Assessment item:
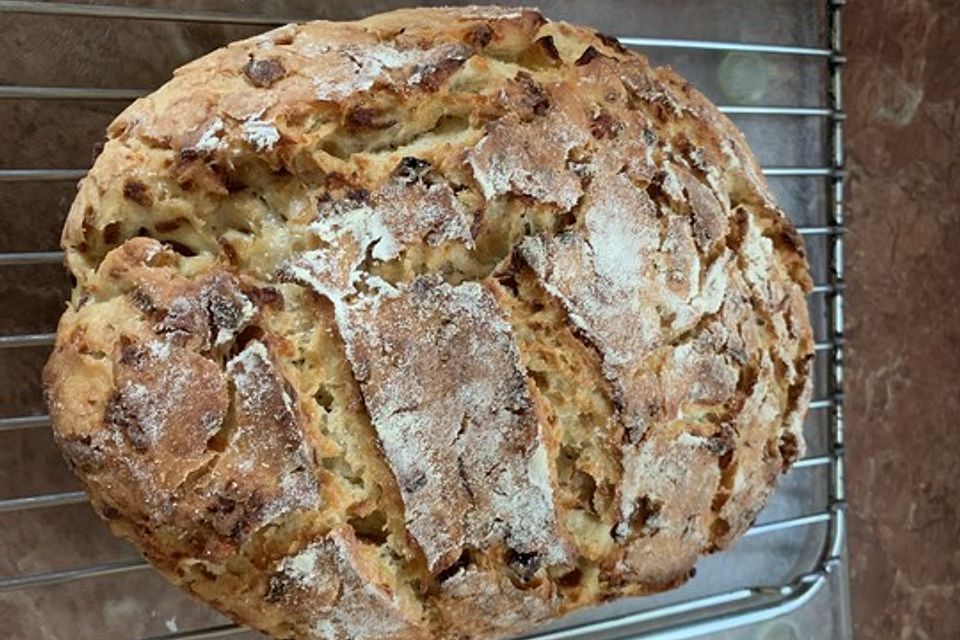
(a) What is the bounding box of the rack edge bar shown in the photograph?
[0,332,56,348]
[0,169,87,182]
[617,36,831,57]
[0,491,87,513]
[0,0,305,24]
[0,559,147,593]
[0,85,146,100]
[0,2,831,57]
[0,251,64,265]
[0,415,50,431]
[140,625,244,640]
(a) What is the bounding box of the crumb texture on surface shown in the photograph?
[44,6,813,639]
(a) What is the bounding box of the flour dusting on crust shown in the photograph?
[241,117,281,151]
[268,527,423,640]
[285,169,474,303]
[336,277,569,574]
[466,110,590,209]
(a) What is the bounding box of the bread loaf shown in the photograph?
[44,7,814,639]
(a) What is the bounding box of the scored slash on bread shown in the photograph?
[44,6,814,640]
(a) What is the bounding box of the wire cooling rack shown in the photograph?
[0,1,848,638]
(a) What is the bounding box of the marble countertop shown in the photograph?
[844,1,960,638]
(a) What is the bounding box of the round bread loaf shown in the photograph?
[44,6,814,640]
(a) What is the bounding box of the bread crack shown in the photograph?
[488,266,621,573]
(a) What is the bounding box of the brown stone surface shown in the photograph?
[845,1,960,638]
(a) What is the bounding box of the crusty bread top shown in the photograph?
[44,6,814,640]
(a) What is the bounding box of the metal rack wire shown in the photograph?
[0,1,847,638]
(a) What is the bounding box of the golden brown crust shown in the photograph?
[45,6,813,640]
[334,276,570,575]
